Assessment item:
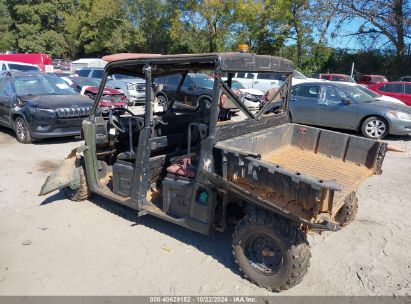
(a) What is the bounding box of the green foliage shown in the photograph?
[0,0,14,51]
[231,0,293,55]
[0,0,408,78]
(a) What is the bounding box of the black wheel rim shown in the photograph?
[15,119,26,142]
[245,234,284,275]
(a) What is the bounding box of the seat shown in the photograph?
[117,151,135,161]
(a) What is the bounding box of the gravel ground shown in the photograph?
[0,124,410,296]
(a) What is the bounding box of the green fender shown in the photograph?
[38,146,87,196]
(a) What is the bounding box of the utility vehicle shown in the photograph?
[40,52,387,291]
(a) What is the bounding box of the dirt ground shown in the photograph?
[0,125,410,296]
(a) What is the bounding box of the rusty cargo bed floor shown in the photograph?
[261,145,373,200]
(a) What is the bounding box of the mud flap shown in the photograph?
[38,149,81,196]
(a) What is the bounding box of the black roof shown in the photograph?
[106,52,294,78]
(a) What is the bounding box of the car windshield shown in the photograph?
[373,76,387,82]
[193,74,214,89]
[9,64,39,72]
[231,80,246,90]
[15,74,77,96]
[113,74,134,80]
[340,85,375,103]
[71,77,101,87]
[356,85,380,98]
[293,70,307,79]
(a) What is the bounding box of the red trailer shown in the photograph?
[0,53,52,72]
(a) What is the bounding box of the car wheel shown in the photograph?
[361,116,388,139]
[233,210,310,292]
[14,117,33,144]
[157,94,168,111]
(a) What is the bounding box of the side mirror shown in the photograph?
[188,84,195,90]
[342,97,351,104]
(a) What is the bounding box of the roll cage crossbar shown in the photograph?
[91,53,294,122]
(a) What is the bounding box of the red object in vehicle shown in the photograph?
[0,53,52,72]
[357,75,388,85]
[368,82,411,106]
[82,86,128,109]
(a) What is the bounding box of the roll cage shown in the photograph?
[91,52,294,130]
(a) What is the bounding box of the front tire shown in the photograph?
[157,94,168,111]
[14,117,33,144]
[63,160,91,201]
[233,210,310,292]
[361,116,388,139]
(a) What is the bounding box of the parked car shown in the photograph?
[289,82,411,139]
[399,76,411,82]
[339,82,404,104]
[357,74,388,85]
[0,53,53,72]
[78,67,145,106]
[61,76,128,111]
[312,73,356,83]
[155,73,215,110]
[233,72,282,92]
[0,60,40,72]
[367,82,411,106]
[229,80,264,109]
[0,71,93,143]
[155,73,239,119]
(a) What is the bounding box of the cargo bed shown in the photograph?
[213,123,387,226]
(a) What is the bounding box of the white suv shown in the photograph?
[234,70,323,93]
[233,72,281,92]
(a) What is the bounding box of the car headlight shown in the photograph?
[388,111,411,120]
[126,83,135,90]
[243,93,254,99]
[28,107,56,118]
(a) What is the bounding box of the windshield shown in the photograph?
[15,74,77,96]
[193,74,214,89]
[373,76,388,82]
[71,77,101,87]
[356,85,380,98]
[293,70,307,79]
[231,80,246,90]
[341,85,375,103]
[112,73,138,80]
[9,64,39,72]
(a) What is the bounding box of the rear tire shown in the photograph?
[334,192,358,227]
[232,210,310,292]
[63,160,91,202]
[14,117,33,144]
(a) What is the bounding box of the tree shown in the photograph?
[0,0,14,51]
[327,0,411,75]
[168,0,234,53]
[232,0,293,55]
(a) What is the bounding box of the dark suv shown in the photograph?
[155,73,215,110]
[0,71,93,143]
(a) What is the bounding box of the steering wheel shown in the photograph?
[109,108,142,133]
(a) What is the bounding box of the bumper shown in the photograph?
[388,117,411,136]
[29,116,85,139]
[128,89,145,105]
